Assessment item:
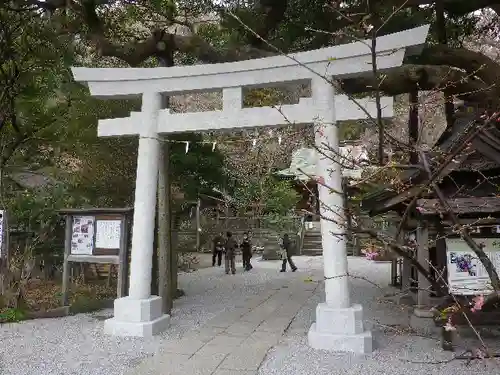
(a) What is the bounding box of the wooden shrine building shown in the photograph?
[362,109,500,309]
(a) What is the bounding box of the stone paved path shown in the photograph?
[124,257,500,375]
[127,263,319,375]
[5,256,499,375]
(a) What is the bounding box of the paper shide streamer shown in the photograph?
[159,134,287,150]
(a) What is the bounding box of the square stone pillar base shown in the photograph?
[413,306,435,318]
[104,296,170,337]
[308,303,372,354]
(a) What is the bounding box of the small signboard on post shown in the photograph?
[59,208,133,305]
[446,237,500,295]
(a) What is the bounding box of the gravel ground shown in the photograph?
[1,256,499,375]
[0,257,284,375]
[260,257,500,375]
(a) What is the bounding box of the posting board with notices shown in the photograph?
[59,208,132,303]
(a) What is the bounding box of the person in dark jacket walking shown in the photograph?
[212,232,224,267]
[280,233,297,272]
[240,232,253,271]
[224,231,237,275]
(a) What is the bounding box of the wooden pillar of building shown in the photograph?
[415,223,433,317]
[401,257,412,292]
[400,84,419,303]
[401,230,412,293]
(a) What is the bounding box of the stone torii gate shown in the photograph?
[72,25,429,353]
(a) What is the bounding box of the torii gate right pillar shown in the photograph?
[308,77,372,353]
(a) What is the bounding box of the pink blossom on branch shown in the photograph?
[471,295,485,313]
[315,176,325,185]
[361,248,380,260]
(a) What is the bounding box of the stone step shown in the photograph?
[303,246,321,251]
[303,238,322,242]
[301,249,323,256]
[303,238,321,243]
[302,249,321,253]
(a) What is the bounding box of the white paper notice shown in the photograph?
[71,216,95,255]
[95,220,121,249]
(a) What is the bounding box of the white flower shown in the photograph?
[444,322,456,331]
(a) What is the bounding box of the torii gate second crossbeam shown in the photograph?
[71,24,430,354]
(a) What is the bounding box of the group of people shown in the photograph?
[212,231,297,274]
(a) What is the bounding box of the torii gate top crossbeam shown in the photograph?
[72,25,429,98]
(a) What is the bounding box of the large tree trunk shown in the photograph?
[171,213,180,297]
[151,217,159,296]
[157,52,175,313]
[158,140,172,313]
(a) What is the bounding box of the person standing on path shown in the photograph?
[280,233,297,272]
[212,232,224,267]
[224,231,237,275]
[240,232,253,271]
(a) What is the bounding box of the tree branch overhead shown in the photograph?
[29,0,500,103]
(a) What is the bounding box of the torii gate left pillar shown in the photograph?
[71,24,429,352]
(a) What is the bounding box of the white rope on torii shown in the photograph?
[71,24,430,353]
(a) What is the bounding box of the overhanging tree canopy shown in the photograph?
[13,0,500,107]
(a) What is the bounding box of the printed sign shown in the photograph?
[71,216,95,255]
[95,220,121,249]
[446,238,500,295]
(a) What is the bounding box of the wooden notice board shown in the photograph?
[59,208,133,305]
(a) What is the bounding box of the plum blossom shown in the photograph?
[444,317,456,331]
[361,248,379,261]
[471,295,485,312]
[315,176,325,185]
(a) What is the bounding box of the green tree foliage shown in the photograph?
[169,132,226,200]
[264,179,300,215]
[18,0,497,106]
[0,6,73,176]
[234,176,299,215]
[339,121,363,141]
[7,183,89,261]
[0,2,227,243]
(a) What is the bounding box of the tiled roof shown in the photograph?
[417,197,500,215]
[363,113,500,214]
[458,153,500,171]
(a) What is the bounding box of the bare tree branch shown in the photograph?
[420,150,500,290]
